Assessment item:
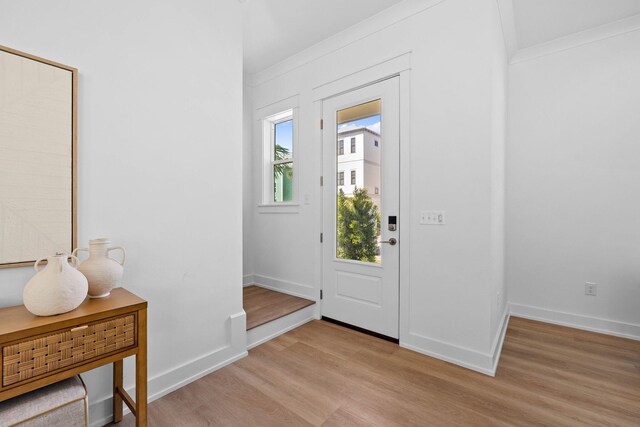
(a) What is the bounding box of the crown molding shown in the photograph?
[247,0,445,87]
[511,12,640,65]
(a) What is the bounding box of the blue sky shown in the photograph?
[274,119,293,157]
[338,114,381,134]
[275,114,381,156]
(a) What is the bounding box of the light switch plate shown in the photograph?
[420,211,445,225]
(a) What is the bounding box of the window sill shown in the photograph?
[257,203,300,214]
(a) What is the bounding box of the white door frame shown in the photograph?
[311,53,412,344]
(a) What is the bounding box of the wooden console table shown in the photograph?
[0,288,147,426]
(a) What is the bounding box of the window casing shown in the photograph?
[350,137,356,153]
[338,139,344,155]
[261,108,296,204]
[338,171,344,186]
[351,170,356,185]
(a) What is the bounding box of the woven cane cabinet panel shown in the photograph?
[2,314,136,387]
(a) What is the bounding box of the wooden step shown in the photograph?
[243,285,315,330]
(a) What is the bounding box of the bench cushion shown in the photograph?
[0,376,87,427]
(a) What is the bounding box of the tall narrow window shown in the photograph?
[350,137,356,153]
[338,171,344,186]
[351,170,356,185]
[262,109,294,203]
[338,139,344,155]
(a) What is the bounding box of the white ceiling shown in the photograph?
[242,0,403,74]
[512,0,640,49]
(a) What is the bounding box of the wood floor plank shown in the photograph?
[243,285,315,330]
[112,317,640,426]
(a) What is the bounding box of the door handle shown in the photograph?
[381,238,397,246]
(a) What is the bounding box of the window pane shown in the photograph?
[274,119,293,161]
[336,100,381,263]
[274,162,293,202]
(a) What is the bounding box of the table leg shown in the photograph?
[113,360,123,423]
[136,308,147,427]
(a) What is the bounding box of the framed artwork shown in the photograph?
[0,45,77,268]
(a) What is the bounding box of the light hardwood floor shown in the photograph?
[113,317,640,426]
[243,285,315,330]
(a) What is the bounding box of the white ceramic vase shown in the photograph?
[23,253,88,316]
[73,238,126,298]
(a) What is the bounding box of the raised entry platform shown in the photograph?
[244,285,315,330]
[243,285,316,350]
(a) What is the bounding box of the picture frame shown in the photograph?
[0,45,77,268]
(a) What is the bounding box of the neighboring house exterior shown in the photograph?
[337,126,381,207]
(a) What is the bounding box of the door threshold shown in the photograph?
[321,316,399,344]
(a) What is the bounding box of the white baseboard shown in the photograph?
[250,274,316,300]
[401,309,510,377]
[400,336,495,377]
[509,303,640,341]
[88,311,247,427]
[243,274,255,286]
[247,304,316,350]
[490,308,510,374]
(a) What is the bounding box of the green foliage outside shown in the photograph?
[337,187,381,262]
[274,145,293,202]
[274,144,289,167]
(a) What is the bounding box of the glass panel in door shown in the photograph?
[335,99,382,263]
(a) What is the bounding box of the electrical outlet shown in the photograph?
[585,282,597,296]
[420,211,445,225]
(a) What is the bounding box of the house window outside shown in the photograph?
[350,137,356,153]
[338,140,344,155]
[375,187,379,195]
[374,140,379,147]
[338,171,344,186]
[351,170,356,185]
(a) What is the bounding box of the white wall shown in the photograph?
[245,0,507,374]
[490,0,509,354]
[507,29,640,338]
[243,82,255,283]
[0,1,245,424]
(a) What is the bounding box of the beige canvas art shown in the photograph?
[0,47,76,266]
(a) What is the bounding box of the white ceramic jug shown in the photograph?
[73,238,126,298]
[23,253,88,316]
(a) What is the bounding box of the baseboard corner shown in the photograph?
[250,274,315,300]
[509,303,640,341]
[490,308,511,375]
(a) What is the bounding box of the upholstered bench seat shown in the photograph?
[0,376,87,427]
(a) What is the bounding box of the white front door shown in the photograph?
[322,77,400,338]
